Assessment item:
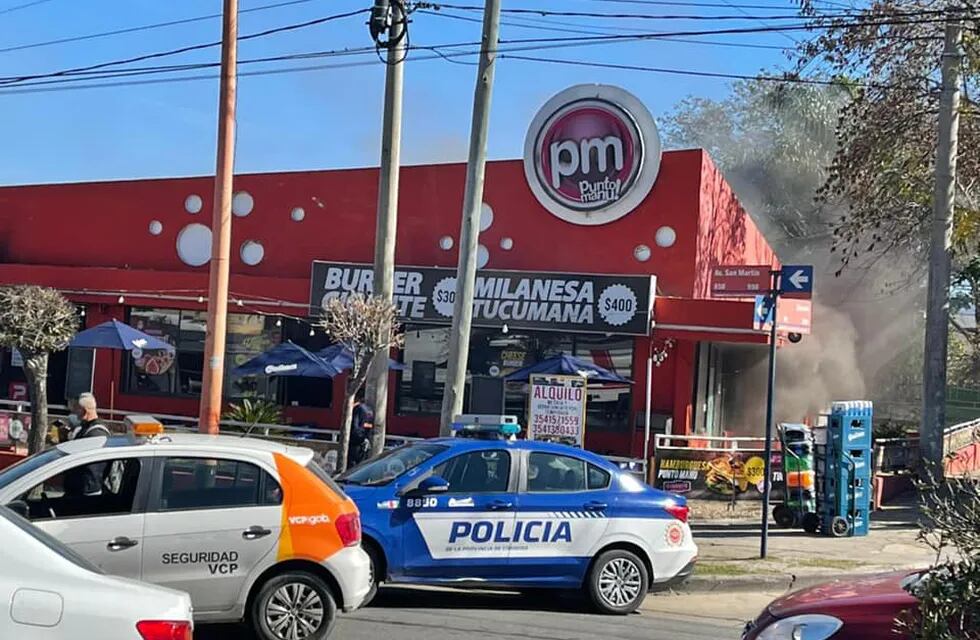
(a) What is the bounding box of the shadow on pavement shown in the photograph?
[369,585,595,614]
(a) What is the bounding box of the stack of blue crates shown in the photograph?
[816,401,873,537]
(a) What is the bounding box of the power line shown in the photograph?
[0,8,369,86]
[0,0,328,55]
[589,0,855,10]
[420,8,790,49]
[0,0,54,15]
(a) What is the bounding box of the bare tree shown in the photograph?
[318,293,403,471]
[0,286,78,454]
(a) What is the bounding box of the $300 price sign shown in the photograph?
[528,375,587,446]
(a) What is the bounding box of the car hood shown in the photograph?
[339,483,385,502]
[768,570,921,618]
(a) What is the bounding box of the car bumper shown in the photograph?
[651,556,697,591]
[323,545,372,612]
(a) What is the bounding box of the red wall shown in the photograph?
[0,150,777,456]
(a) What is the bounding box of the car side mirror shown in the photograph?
[6,500,29,519]
[415,475,450,495]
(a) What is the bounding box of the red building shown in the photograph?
[0,85,776,457]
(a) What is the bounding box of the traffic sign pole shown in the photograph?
[760,271,779,560]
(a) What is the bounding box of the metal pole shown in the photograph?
[644,346,653,478]
[199,0,238,434]
[761,277,779,559]
[366,0,406,455]
[438,0,503,434]
[921,18,961,475]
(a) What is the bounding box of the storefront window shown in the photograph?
[396,325,633,432]
[125,308,281,402]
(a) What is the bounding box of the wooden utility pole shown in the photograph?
[921,18,962,472]
[439,0,503,434]
[366,0,406,455]
[199,0,239,434]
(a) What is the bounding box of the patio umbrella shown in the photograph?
[69,319,177,416]
[316,344,406,373]
[504,354,631,384]
[232,341,341,378]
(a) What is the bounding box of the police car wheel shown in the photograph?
[252,571,337,640]
[362,544,382,607]
[588,550,649,615]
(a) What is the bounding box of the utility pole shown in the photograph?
[921,18,962,474]
[760,274,779,559]
[199,0,239,434]
[366,0,407,455]
[439,0,503,434]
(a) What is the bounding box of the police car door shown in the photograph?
[400,447,517,581]
[514,451,614,586]
[141,455,282,615]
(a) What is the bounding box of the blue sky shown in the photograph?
[0,0,807,184]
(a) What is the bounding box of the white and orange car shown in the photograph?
[0,429,370,640]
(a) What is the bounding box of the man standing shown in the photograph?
[349,391,375,467]
[67,393,111,440]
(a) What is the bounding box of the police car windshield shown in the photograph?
[0,448,64,489]
[340,443,448,486]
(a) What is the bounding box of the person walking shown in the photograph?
[66,393,111,440]
[348,391,375,467]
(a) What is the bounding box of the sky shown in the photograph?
[0,0,812,184]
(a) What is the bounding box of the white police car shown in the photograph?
[338,426,697,614]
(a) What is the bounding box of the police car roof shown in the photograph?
[56,433,315,465]
[424,437,619,467]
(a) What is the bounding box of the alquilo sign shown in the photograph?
[310,261,655,336]
[523,84,662,226]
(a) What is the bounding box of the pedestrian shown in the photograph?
[348,390,375,467]
[66,393,111,440]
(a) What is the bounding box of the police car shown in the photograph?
[0,424,371,640]
[338,420,697,615]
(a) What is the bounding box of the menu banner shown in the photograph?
[309,261,655,336]
[528,375,587,447]
[653,448,785,501]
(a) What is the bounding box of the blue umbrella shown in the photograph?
[69,319,177,417]
[233,342,341,378]
[504,354,631,384]
[316,344,406,373]
[70,319,175,353]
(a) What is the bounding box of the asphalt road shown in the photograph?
[198,587,740,640]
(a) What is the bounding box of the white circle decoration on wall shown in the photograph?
[291,207,305,222]
[480,203,494,231]
[655,225,677,248]
[176,223,212,267]
[148,220,163,236]
[184,194,203,214]
[523,84,662,226]
[500,237,514,250]
[232,191,254,217]
[477,244,489,269]
[439,236,454,250]
[240,241,265,266]
[634,244,651,262]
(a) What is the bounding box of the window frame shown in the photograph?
[430,448,517,495]
[520,451,611,494]
[147,455,282,513]
[16,455,152,522]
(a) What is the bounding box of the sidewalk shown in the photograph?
[659,494,937,596]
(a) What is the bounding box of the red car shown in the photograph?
[742,570,921,639]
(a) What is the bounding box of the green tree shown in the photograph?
[0,286,78,454]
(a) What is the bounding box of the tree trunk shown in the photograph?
[22,351,49,455]
[338,382,357,473]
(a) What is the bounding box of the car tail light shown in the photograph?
[336,512,361,547]
[136,620,192,640]
[664,502,689,523]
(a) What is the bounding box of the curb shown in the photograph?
[654,571,879,595]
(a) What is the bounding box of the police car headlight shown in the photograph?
[755,615,842,640]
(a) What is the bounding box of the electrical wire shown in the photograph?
[0,0,54,15]
[0,8,370,86]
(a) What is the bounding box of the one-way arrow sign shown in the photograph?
[780,265,813,298]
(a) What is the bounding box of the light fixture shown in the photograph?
[309,328,315,336]
[117,295,125,304]
[236,299,244,307]
[275,318,282,327]
[501,323,509,334]
[197,296,204,303]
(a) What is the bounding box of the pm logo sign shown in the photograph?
[523,84,662,226]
